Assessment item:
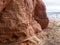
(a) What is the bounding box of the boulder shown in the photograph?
[0,0,45,45]
[34,0,49,29]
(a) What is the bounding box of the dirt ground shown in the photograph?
[43,18,60,45]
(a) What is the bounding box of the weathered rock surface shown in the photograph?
[34,0,49,29]
[0,0,11,12]
[0,0,47,45]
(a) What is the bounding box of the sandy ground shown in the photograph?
[43,18,60,45]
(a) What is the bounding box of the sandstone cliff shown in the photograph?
[0,0,48,45]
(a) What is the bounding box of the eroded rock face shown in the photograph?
[0,0,11,12]
[34,0,49,29]
[0,0,47,45]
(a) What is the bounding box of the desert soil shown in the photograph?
[43,17,60,45]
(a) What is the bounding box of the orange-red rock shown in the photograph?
[0,0,45,45]
[34,0,49,29]
[0,0,11,12]
[0,0,48,45]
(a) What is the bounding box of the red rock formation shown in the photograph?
[0,0,46,45]
[34,0,49,29]
[0,0,11,12]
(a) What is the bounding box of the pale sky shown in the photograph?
[43,0,60,12]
